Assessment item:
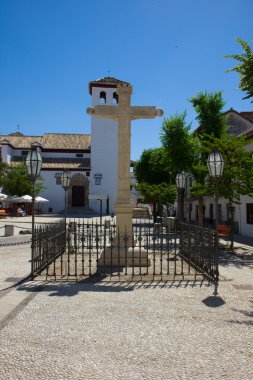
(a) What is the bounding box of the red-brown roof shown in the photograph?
[240,112,253,123]
[89,76,130,94]
[0,133,91,150]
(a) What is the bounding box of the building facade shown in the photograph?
[185,109,253,237]
[0,77,137,215]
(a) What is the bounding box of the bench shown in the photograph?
[217,225,231,237]
[217,225,231,247]
[0,209,11,218]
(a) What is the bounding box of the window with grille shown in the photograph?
[246,203,253,224]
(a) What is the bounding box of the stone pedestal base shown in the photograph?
[98,246,150,267]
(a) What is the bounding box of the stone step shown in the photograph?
[132,207,152,219]
[62,207,96,215]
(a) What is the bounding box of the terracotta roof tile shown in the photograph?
[90,76,130,85]
[0,135,42,148]
[41,133,91,150]
[89,76,130,94]
[0,133,91,150]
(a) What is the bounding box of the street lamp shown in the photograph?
[207,151,224,297]
[26,142,42,278]
[207,151,224,229]
[175,172,186,222]
[61,170,71,226]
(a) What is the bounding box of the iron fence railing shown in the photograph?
[31,220,219,284]
[32,220,66,276]
[178,222,219,283]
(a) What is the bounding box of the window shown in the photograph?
[94,173,102,185]
[76,153,83,158]
[86,172,90,177]
[112,92,118,104]
[55,173,62,185]
[95,177,101,185]
[99,91,106,104]
[246,203,253,224]
[22,150,29,156]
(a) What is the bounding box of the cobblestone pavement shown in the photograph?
[0,245,30,292]
[0,257,252,380]
[0,217,252,379]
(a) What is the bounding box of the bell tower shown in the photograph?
[88,77,130,214]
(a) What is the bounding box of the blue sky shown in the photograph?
[0,0,252,160]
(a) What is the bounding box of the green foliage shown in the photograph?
[136,182,177,205]
[189,163,209,198]
[188,91,228,203]
[134,147,171,185]
[3,164,45,196]
[204,135,253,202]
[0,162,8,187]
[225,38,253,102]
[160,112,198,174]
[190,91,227,138]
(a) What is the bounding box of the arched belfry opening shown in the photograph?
[68,173,89,208]
[112,92,118,104]
[99,91,106,104]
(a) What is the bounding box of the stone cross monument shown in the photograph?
[87,82,163,265]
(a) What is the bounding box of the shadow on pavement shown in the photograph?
[202,295,226,308]
[16,278,213,297]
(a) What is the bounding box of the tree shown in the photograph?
[0,162,8,189]
[225,38,253,102]
[136,182,177,220]
[3,164,45,196]
[160,112,198,174]
[161,112,198,223]
[204,134,253,248]
[189,92,228,226]
[190,91,227,138]
[134,147,171,184]
[134,148,175,221]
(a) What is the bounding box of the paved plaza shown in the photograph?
[0,216,252,379]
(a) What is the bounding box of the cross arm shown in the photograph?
[130,106,164,120]
[87,105,121,120]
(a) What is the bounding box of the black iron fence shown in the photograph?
[32,221,66,277]
[178,223,219,283]
[32,220,219,284]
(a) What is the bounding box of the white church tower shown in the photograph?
[88,77,130,214]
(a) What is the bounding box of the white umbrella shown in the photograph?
[35,196,49,203]
[0,192,8,200]
[19,195,33,203]
[4,195,22,203]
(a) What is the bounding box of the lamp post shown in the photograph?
[61,170,71,226]
[26,142,42,279]
[175,172,186,223]
[207,151,224,229]
[207,151,224,297]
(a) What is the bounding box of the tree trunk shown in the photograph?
[178,188,185,222]
[228,201,234,251]
[157,203,163,218]
[198,196,204,227]
[153,202,157,223]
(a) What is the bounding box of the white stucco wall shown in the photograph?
[1,145,13,164]
[89,87,118,214]
[238,195,253,237]
[39,170,91,213]
[39,171,66,213]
